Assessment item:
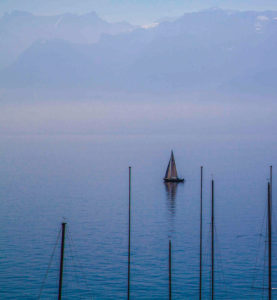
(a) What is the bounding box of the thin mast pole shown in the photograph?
[169,240,172,300]
[270,165,272,210]
[211,180,214,300]
[269,165,272,300]
[268,182,272,300]
[128,166,131,300]
[58,222,66,300]
[199,166,203,300]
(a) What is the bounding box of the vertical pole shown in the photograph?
[169,240,172,300]
[270,165,272,212]
[58,222,66,300]
[269,166,273,300]
[268,182,272,300]
[128,167,131,300]
[211,180,214,300]
[199,166,203,300]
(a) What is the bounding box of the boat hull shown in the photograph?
[164,178,184,183]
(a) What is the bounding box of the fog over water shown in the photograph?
[1,94,276,136]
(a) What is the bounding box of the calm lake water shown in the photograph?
[0,133,277,299]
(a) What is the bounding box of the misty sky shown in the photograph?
[1,0,277,24]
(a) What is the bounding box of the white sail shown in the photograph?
[165,151,178,179]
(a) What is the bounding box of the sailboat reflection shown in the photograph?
[164,182,179,238]
[164,182,178,216]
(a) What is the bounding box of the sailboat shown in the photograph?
[163,151,184,182]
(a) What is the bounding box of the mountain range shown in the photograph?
[1,9,277,96]
[0,10,134,70]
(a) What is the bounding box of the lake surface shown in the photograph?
[0,133,277,299]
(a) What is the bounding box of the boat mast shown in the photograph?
[128,166,131,300]
[58,222,66,300]
[268,182,272,299]
[169,240,172,300]
[199,166,203,300]
[270,166,272,206]
[211,180,214,300]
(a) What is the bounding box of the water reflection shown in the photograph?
[164,182,182,238]
[164,182,178,216]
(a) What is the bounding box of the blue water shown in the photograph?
[0,133,277,299]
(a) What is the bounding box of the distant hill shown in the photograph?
[0,10,134,70]
[1,9,277,95]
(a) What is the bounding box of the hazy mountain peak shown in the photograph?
[83,11,98,17]
[0,10,135,69]
[257,15,269,21]
[141,22,159,29]
[3,10,34,19]
[204,6,223,11]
